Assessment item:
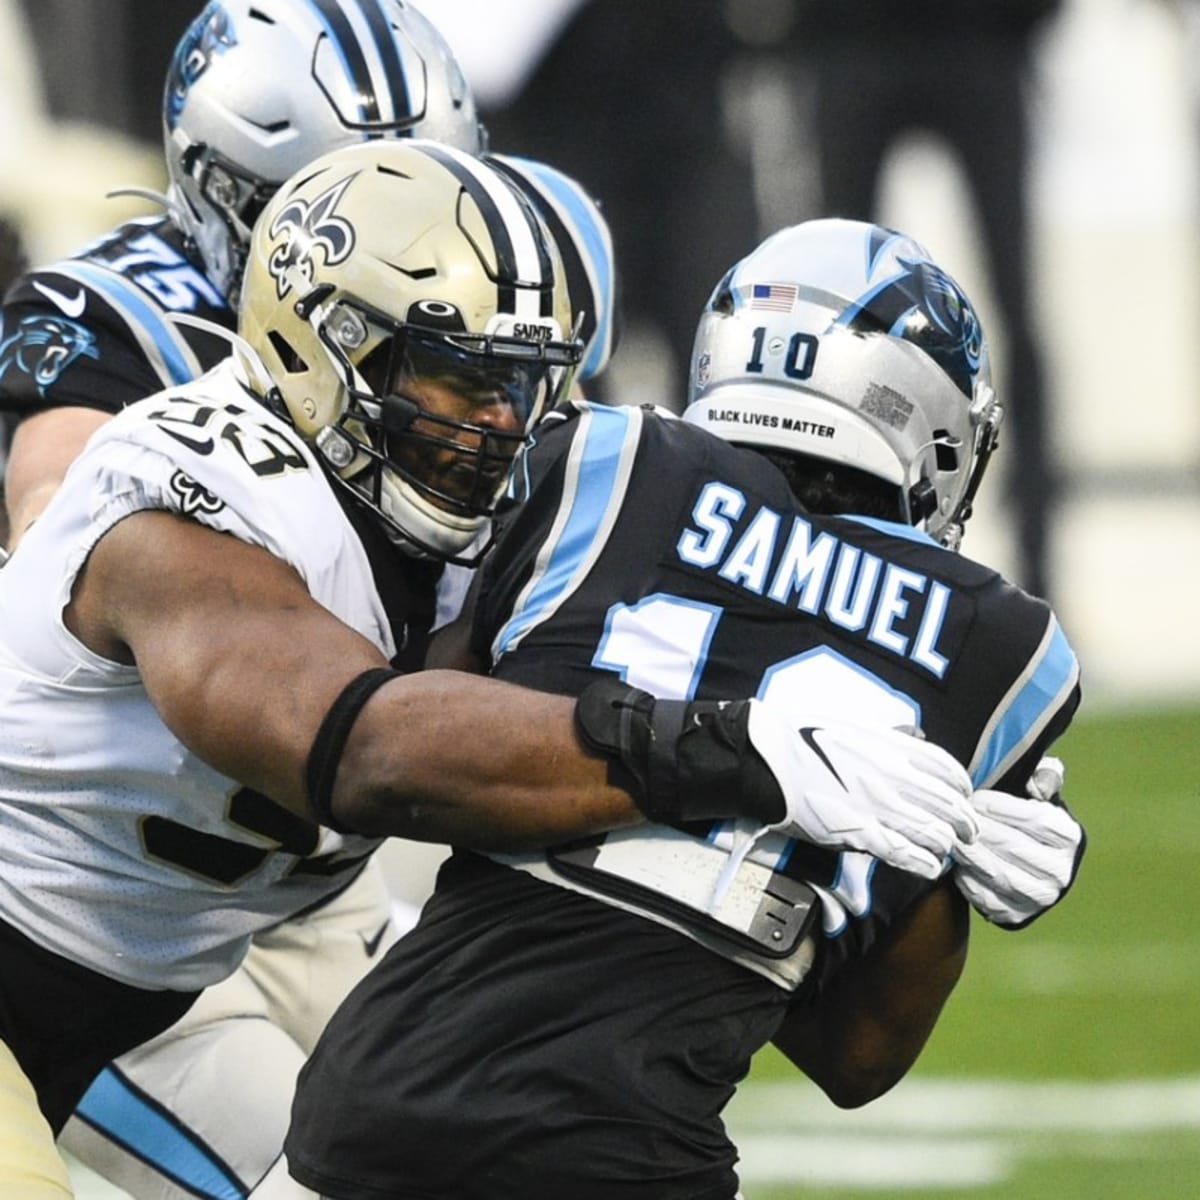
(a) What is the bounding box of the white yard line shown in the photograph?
[728,1076,1200,1191]
[729,1076,1200,1133]
[734,1134,1007,1190]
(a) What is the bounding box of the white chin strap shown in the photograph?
[378,472,488,559]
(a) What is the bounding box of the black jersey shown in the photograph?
[287,402,1080,1200]
[0,215,232,418]
[484,403,1076,786]
[475,402,1079,971]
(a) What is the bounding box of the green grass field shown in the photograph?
[728,704,1200,1198]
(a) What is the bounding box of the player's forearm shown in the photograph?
[82,512,640,845]
[772,880,968,1108]
[332,669,643,847]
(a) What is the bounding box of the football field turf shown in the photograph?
[728,703,1200,1198]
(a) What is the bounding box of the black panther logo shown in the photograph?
[267,174,358,301]
[838,229,984,398]
[164,2,236,132]
[0,315,100,396]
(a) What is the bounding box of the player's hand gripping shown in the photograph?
[574,678,977,879]
[744,703,977,879]
[951,756,1086,928]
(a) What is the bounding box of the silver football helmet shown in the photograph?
[239,140,581,563]
[163,0,484,303]
[684,218,1002,548]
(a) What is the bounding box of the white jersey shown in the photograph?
[0,359,392,991]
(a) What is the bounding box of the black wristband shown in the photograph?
[573,677,784,824]
[306,667,401,831]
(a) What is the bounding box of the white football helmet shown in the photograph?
[486,154,617,384]
[239,139,581,562]
[685,219,1002,548]
[163,0,484,302]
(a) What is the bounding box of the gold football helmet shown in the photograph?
[239,139,581,561]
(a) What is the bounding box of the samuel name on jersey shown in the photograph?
[475,401,1081,986]
[676,480,957,679]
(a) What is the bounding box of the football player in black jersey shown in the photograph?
[285,218,1085,1200]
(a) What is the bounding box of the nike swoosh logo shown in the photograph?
[360,919,391,958]
[159,426,215,455]
[798,726,846,790]
[33,280,87,319]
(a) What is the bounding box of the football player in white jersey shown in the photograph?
[0,142,980,1199]
[0,3,481,1195]
[59,152,620,1200]
[0,5,610,1197]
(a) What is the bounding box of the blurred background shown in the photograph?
[1,2,1195,1197]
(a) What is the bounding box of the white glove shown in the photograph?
[952,757,1085,928]
[746,705,978,880]
[1027,755,1065,802]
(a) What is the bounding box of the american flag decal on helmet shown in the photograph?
[746,283,798,312]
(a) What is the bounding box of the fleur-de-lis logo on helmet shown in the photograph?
[267,173,358,301]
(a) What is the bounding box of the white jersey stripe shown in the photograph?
[416,141,550,319]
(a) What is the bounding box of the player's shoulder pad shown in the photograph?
[91,365,348,560]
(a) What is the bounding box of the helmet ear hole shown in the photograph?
[932,430,958,473]
[268,330,308,374]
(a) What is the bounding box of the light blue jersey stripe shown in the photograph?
[971,616,1078,787]
[75,1067,246,1199]
[62,263,196,386]
[842,513,940,547]
[493,404,637,658]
